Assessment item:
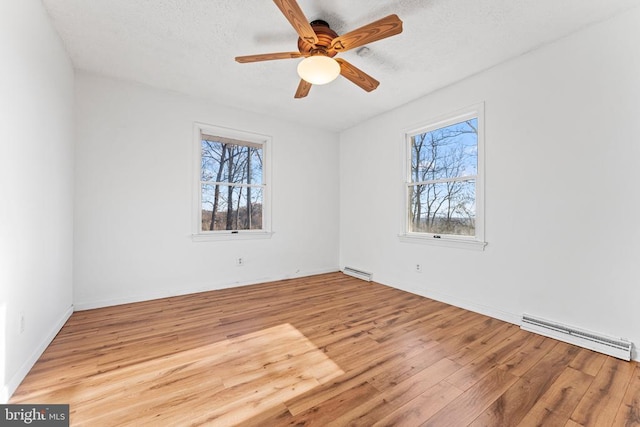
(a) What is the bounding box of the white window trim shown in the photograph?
[191,122,273,242]
[399,103,486,251]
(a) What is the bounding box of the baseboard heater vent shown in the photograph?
[521,314,632,361]
[342,267,372,282]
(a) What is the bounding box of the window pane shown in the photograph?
[201,140,225,182]
[408,180,475,236]
[411,118,477,182]
[201,184,262,231]
[201,138,263,185]
[249,146,263,185]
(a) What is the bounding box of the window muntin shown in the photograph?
[194,124,271,239]
[403,105,485,247]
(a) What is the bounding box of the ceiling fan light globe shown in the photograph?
[297,56,340,85]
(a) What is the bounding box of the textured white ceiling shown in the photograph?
[42,0,640,131]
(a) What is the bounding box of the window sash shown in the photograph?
[200,133,263,149]
[201,181,265,189]
[410,175,477,186]
[406,179,477,237]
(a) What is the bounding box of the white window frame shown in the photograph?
[192,122,272,242]
[399,103,486,250]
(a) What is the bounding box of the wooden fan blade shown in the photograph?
[330,14,402,52]
[235,52,303,63]
[273,0,318,45]
[294,79,312,98]
[336,58,380,92]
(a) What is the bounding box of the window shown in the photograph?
[193,123,271,240]
[401,104,486,250]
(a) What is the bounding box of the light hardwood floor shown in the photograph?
[11,272,640,426]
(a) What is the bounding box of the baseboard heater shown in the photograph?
[342,267,372,282]
[521,314,632,361]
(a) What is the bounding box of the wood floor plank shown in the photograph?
[447,322,521,366]
[369,305,468,344]
[516,366,593,427]
[570,356,636,426]
[9,272,637,426]
[437,316,504,353]
[611,363,640,426]
[366,343,450,392]
[446,329,530,391]
[373,381,463,427]
[421,367,520,426]
[570,348,608,377]
[328,357,461,426]
[286,381,380,426]
[284,335,433,416]
[498,332,559,377]
[468,343,580,426]
[240,403,293,427]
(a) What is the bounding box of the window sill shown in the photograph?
[398,233,487,251]
[192,231,274,242]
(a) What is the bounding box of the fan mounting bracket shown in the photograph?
[309,19,330,27]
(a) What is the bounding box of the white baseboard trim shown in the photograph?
[378,277,521,327]
[74,267,339,311]
[2,305,74,403]
[414,287,521,326]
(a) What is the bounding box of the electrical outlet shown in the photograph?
[415,264,422,273]
[236,257,244,266]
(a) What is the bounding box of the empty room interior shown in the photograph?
[2,0,640,425]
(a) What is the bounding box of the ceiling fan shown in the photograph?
[235,0,403,98]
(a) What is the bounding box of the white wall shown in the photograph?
[340,7,640,358]
[0,1,75,401]
[74,73,340,309]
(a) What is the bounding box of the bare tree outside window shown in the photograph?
[408,118,478,236]
[200,136,264,231]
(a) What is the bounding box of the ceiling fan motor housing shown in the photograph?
[298,20,338,57]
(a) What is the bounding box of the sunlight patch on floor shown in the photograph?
[68,323,344,426]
